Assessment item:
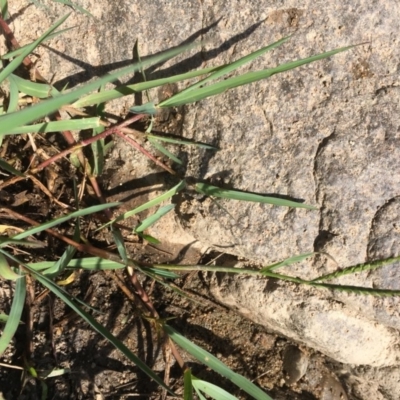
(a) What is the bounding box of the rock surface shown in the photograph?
[3,0,400,399]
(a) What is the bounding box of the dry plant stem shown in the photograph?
[117,131,175,174]
[30,114,145,173]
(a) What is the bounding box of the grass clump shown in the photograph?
[0,6,397,400]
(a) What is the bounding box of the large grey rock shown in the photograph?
[5,1,400,398]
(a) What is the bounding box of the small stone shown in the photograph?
[282,345,309,385]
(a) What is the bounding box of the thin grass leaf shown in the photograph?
[27,266,175,395]
[170,36,290,99]
[5,117,101,135]
[135,204,175,233]
[0,0,8,18]
[111,226,128,263]
[147,134,217,149]
[192,378,239,400]
[138,266,179,279]
[100,180,186,229]
[42,243,77,278]
[42,367,71,378]
[130,102,157,115]
[6,74,19,113]
[138,233,161,244]
[0,14,70,85]
[72,66,221,108]
[0,42,200,136]
[159,44,356,108]
[148,137,182,164]
[1,28,74,60]
[196,183,316,209]
[184,369,193,400]
[28,257,126,271]
[310,282,400,297]
[0,274,26,355]
[53,0,94,17]
[0,237,44,248]
[261,252,316,272]
[311,255,400,282]
[10,74,60,98]
[12,202,121,240]
[0,157,24,177]
[0,252,20,280]
[164,325,273,400]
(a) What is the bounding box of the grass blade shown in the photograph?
[0,157,24,177]
[195,183,316,209]
[0,13,70,85]
[164,325,273,400]
[7,74,19,113]
[72,66,221,108]
[100,180,186,229]
[0,252,21,280]
[135,204,175,233]
[166,36,290,100]
[10,74,60,98]
[0,42,200,136]
[0,274,26,355]
[312,255,400,282]
[159,44,356,108]
[1,28,74,61]
[184,369,193,400]
[27,257,126,271]
[5,117,101,135]
[147,134,217,149]
[28,266,175,395]
[148,137,182,164]
[261,252,316,272]
[12,202,121,240]
[192,378,239,400]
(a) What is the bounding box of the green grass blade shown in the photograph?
[100,180,186,229]
[0,157,25,177]
[0,0,8,18]
[135,204,175,233]
[111,227,128,263]
[27,257,126,271]
[130,102,157,115]
[0,252,21,280]
[43,245,76,278]
[12,202,121,240]
[53,0,94,17]
[261,252,316,272]
[192,378,239,400]
[5,117,101,135]
[312,255,400,282]
[310,282,400,297]
[147,134,217,149]
[195,183,316,209]
[184,369,194,400]
[164,325,273,400]
[159,44,356,108]
[1,28,74,61]
[171,36,290,98]
[0,274,26,355]
[0,42,200,136]
[10,74,61,98]
[28,267,175,395]
[7,74,19,113]
[148,137,182,164]
[72,66,221,108]
[0,14,70,85]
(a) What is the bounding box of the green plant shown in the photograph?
[0,7,398,400]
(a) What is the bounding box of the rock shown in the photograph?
[282,345,309,385]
